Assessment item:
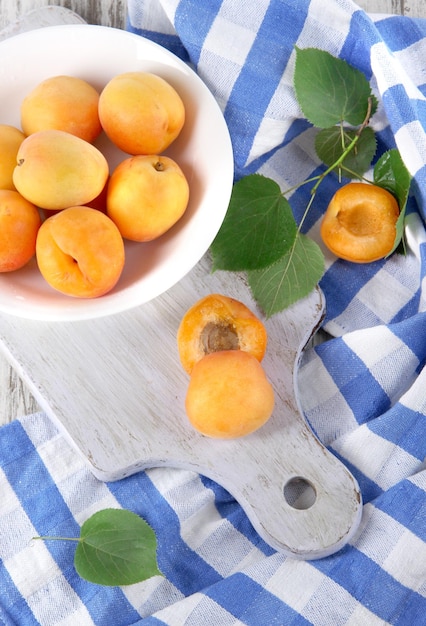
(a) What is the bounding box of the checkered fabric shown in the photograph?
[1,1,426,624]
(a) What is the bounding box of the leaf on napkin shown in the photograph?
[315,126,377,178]
[247,233,325,318]
[209,48,408,318]
[373,149,412,255]
[74,508,162,586]
[210,174,297,271]
[294,47,377,128]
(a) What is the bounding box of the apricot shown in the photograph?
[107,155,189,241]
[185,350,275,439]
[0,189,41,272]
[320,182,400,263]
[98,71,185,154]
[177,294,268,374]
[20,75,102,143]
[36,206,125,298]
[0,124,26,191]
[13,130,109,211]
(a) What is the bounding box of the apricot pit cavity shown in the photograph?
[200,321,240,354]
[177,293,268,374]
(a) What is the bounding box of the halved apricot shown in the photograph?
[177,293,268,374]
[320,182,400,263]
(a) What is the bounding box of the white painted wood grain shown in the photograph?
[0,0,126,31]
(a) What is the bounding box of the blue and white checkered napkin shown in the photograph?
[1,1,426,624]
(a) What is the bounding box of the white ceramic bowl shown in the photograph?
[0,24,233,321]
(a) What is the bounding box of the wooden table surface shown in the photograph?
[0,0,424,426]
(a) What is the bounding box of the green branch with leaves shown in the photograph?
[210,48,412,317]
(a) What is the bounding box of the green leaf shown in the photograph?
[210,174,298,271]
[373,149,411,207]
[247,233,325,317]
[373,149,412,255]
[315,126,377,178]
[294,47,377,128]
[74,509,162,586]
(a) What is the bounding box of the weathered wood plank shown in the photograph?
[0,0,126,31]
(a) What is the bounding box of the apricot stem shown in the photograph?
[281,174,322,197]
[280,97,374,208]
[311,96,373,196]
[277,97,375,280]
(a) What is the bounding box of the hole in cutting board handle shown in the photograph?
[283,476,317,510]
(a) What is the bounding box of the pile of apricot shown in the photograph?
[177,294,275,439]
[0,72,189,298]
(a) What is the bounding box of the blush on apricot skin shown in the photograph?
[13,129,109,211]
[0,189,41,272]
[98,71,185,155]
[320,182,400,263]
[107,155,189,242]
[177,293,268,374]
[0,124,26,191]
[20,75,102,143]
[35,206,125,298]
[185,350,275,439]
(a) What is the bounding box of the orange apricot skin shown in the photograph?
[107,155,189,242]
[177,293,268,374]
[185,350,275,439]
[36,206,125,298]
[0,125,26,191]
[0,189,41,272]
[13,129,109,211]
[98,71,185,154]
[320,182,400,263]
[20,75,102,143]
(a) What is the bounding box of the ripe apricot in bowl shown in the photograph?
[20,75,102,143]
[36,206,125,298]
[0,189,41,272]
[0,124,26,191]
[107,155,190,242]
[13,129,109,211]
[320,182,400,263]
[185,350,275,439]
[177,293,268,374]
[98,71,185,154]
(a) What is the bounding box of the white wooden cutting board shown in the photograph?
[0,8,362,560]
[0,251,362,559]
